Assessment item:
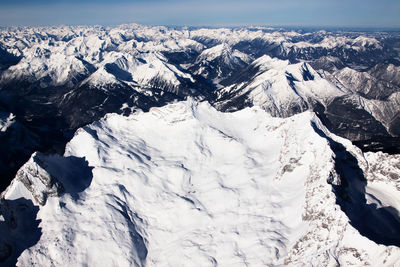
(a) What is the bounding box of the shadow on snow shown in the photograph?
[311,121,400,247]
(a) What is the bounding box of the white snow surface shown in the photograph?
[249,55,344,101]
[4,100,400,266]
[363,151,400,211]
[0,24,384,89]
[216,55,345,116]
[82,51,194,91]
[197,43,251,65]
[0,111,15,132]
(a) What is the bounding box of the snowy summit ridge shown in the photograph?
[1,100,400,266]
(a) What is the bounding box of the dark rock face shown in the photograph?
[0,46,21,71]
[317,96,390,140]
[0,198,41,266]
[0,152,94,265]
[0,26,400,192]
[311,121,400,247]
[314,100,400,154]
[0,115,39,192]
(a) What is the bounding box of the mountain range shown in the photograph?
[0,24,399,266]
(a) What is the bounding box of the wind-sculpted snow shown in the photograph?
[2,100,399,266]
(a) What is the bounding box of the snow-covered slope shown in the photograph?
[0,112,15,132]
[325,66,400,100]
[321,65,400,137]
[1,100,399,266]
[215,55,345,116]
[0,24,393,91]
[0,50,91,88]
[185,43,252,82]
[83,51,195,95]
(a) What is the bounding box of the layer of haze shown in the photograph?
[0,0,399,28]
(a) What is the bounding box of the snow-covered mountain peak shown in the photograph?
[0,48,91,87]
[82,66,122,88]
[82,50,195,92]
[198,43,232,61]
[252,55,320,82]
[197,43,250,65]
[352,36,382,49]
[252,54,290,72]
[2,152,64,206]
[2,100,399,266]
[216,55,344,115]
[129,52,194,88]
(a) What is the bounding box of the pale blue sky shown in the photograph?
[0,0,399,28]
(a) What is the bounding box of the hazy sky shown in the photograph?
[0,0,399,28]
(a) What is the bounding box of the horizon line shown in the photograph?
[1,22,400,32]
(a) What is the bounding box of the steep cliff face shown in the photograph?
[2,100,399,266]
